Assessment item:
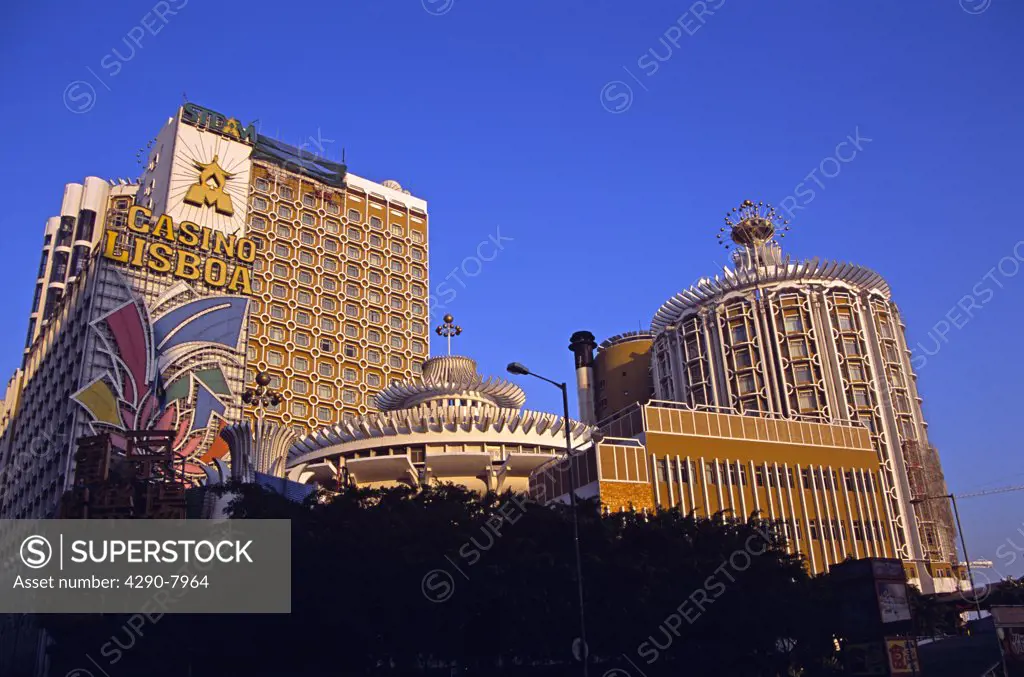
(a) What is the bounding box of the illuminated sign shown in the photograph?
[184,155,235,216]
[102,206,255,294]
[181,103,257,145]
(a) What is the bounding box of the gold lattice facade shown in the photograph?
[243,164,430,432]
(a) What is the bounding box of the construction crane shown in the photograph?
[955,485,1024,500]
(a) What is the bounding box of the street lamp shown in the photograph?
[506,361,589,676]
[910,493,984,621]
[242,371,282,420]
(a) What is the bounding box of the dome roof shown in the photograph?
[651,256,892,336]
[374,355,527,411]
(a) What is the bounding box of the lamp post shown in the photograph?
[507,361,589,676]
[242,371,282,419]
[910,493,984,621]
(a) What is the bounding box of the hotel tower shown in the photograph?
[0,103,429,520]
[556,201,960,593]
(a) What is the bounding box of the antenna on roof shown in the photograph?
[182,91,188,105]
[342,147,347,164]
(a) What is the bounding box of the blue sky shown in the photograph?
[2,1,1023,576]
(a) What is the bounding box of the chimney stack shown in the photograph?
[568,331,597,424]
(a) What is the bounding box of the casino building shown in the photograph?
[544,200,963,592]
[279,319,593,494]
[0,103,429,520]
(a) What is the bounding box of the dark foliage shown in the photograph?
[39,484,848,676]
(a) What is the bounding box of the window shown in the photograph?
[734,348,752,368]
[412,340,425,353]
[255,178,269,192]
[368,310,382,323]
[369,271,382,284]
[344,344,357,358]
[390,260,404,273]
[323,277,337,291]
[853,387,871,408]
[368,290,382,304]
[301,213,316,227]
[293,356,309,372]
[411,230,424,244]
[317,406,332,422]
[391,278,405,291]
[836,310,854,331]
[291,402,308,417]
[412,266,424,279]
[411,248,424,261]
[252,196,268,211]
[320,338,335,352]
[367,329,382,343]
[321,317,336,332]
[412,283,425,296]
[348,227,362,241]
[279,186,294,200]
[348,209,361,222]
[326,200,340,215]
[390,316,404,330]
[322,298,336,312]
[794,364,813,385]
[269,326,285,341]
[270,304,286,320]
[391,296,405,310]
[298,270,313,284]
[369,253,382,266]
[369,234,383,247]
[273,263,289,277]
[412,321,426,334]
[367,373,381,387]
[345,283,361,298]
[250,215,267,231]
[788,339,810,359]
[274,243,291,257]
[344,368,357,382]
[278,204,294,219]
[367,349,381,364]
[318,362,334,377]
[390,335,403,349]
[730,324,747,343]
[411,302,424,315]
[323,257,338,271]
[798,390,817,411]
[295,311,312,326]
[389,355,403,368]
[843,339,861,356]
[325,219,340,234]
[345,304,359,318]
[267,351,283,366]
[300,231,315,245]
[848,362,865,382]
[318,384,334,399]
[299,251,314,265]
[303,193,316,208]
[324,239,338,252]
[737,374,756,395]
[346,246,362,259]
[370,216,382,229]
[292,379,309,395]
[297,290,312,305]
[343,389,357,404]
[391,223,405,237]
[276,224,292,238]
[295,332,311,347]
[345,324,359,338]
[784,313,804,333]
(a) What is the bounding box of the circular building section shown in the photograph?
[287,354,594,494]
[649,200,958,572]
